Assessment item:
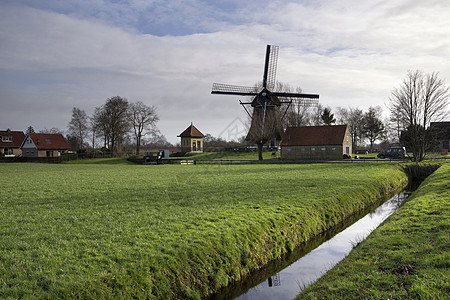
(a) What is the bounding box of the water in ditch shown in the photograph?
[210,192,409,300]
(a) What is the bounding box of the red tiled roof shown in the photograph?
[27,133,69,150]
[178,123,204,137]
[0,130,25,148]
[280,125,348,146]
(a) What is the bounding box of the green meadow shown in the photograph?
[298,162,449,299]
[183,150,280,160]
[0,161,407,299]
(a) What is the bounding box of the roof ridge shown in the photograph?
[178,123,204,137]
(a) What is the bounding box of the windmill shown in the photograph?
[211,44,319,160]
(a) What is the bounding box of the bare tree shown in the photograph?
[67,107,89,151]
[310,104,324,126]
[336,107,364,150]
[128,101,159,155]
[387,109,409,144]
[145,130,172,149]
[389,70,449,161]
[106,96,129,154]
[277,83,313,128]
[93,106,110,150]
[362,106,385,152]
[93,96,130,154]
[39,127,64,134]
[89,115,100,150]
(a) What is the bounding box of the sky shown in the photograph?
[1,0,449,144]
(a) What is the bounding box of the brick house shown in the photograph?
[20,133,69,157]
[280,125,352,160]
[0,130,25,157]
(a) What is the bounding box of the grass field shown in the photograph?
[0,161,407,299]
[178,150,280,160]
[64,157,138,165]
[297,162,449,299]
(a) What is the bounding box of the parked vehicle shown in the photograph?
[377,147,408,159]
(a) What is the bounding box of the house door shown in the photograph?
[192,141,196,151]
[346,146,350,155]
[197,141,201,152]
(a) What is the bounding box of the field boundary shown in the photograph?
[0,156,62,163]
[162,158,408,165]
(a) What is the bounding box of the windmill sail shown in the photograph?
[263,45,279,91]
[211,83,259,96]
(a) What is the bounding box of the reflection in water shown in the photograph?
[215,193,408,300]
[267,274,280,287]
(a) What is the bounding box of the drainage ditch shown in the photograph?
[210,192,409,300]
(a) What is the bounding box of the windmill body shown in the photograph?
[212,45,319,159]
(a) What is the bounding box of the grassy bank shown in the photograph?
[297,163,449,299]
[0,162,406,299]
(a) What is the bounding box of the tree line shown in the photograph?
[335,70,449,162]
[67,96,167,155]
[41,70,448,162]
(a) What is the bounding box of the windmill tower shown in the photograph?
[211,45,319,160]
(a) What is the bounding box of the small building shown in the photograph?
[20,133,69,157]
[178,123,204,152]
[0,130,25,157]
[430,122,450,152]
[280,125,352,160]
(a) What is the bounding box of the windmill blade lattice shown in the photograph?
[264,45,279,91]
[272,91,319,99]
[211,83,259,96]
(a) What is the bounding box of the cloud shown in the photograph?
[1,1,449,144]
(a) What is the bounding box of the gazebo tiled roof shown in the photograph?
[178,123,204,138]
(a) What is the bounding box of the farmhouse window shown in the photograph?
[311,147,315,151]
[332,147,336,151]
[321,147,326,151]
[2,136,12,142]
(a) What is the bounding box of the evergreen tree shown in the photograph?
[321,107,336,125]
